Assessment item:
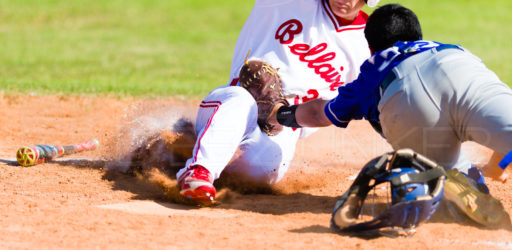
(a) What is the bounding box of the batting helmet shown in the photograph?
[331,149,446,237]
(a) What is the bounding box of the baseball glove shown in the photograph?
[239,57,289,136]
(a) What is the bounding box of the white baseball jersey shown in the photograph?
[229,0,371,105]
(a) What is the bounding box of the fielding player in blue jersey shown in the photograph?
[267,4,512,227]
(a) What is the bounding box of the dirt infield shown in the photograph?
[1,95,511,249]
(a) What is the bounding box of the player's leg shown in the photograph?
[177,86,259,201]
[453,61,512,184]
[435,50,512,226]
[434,49,512,188]
[224,125,301,184]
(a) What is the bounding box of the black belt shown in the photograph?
[380,44,462,93]
[380,71,396,94]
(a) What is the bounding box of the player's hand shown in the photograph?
[481,152,509,183]
[481,164,508,183]
[266,103,285,127]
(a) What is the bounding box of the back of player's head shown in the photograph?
[365,4,422,52]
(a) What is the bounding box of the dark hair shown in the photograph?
[364,4,422,52]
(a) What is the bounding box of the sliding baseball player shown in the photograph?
[177,0,379,202]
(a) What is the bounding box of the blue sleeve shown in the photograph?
[323,59,382,128]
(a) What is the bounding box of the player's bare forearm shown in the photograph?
[296,99,331,127]
[481,152,509,183]
[268,100,332,128]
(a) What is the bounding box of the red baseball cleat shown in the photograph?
[178,165,216,202]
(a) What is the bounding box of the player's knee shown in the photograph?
[222,86,257,109]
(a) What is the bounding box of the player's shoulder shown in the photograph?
[365,47,400,68]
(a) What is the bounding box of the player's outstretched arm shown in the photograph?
[268,99,332,128]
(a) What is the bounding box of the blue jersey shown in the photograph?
[324,40,452,128]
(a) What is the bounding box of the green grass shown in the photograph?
[0,0,511,97]
[0,0,252,97]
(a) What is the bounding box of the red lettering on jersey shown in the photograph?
[301,89,319,103]
[329,80,344,91]
[275,19,347,95]
[275,19,303,44]
[327,66,345,91]
[288,42,345,91]
[294,89,320,104]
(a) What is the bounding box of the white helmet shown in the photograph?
[365,0,380,8]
